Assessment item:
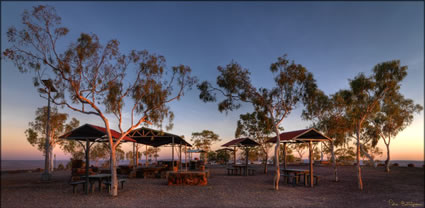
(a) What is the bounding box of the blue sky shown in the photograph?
[1,2,423,160]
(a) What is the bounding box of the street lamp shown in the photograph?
[40,79,57,182]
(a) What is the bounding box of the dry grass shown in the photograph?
[1,165,424,208]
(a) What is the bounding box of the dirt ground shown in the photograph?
[1,165,424,208]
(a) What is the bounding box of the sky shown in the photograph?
[1,2,423,161]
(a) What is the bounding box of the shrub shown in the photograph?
[57,164,65,170]
[391,163,399,167]
[407,163,415,167]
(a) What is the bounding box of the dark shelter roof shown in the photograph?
[59,124,135,142]
[222,138,259,147]
[267,128,331,143]
[187,149,206,153]
[128,127,192,147]
[216,148,235,152]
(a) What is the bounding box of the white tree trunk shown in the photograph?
[273,125,281,190]
[330,140,338,182]
[49,148,54,172]
[264,152,268,174]
[359,143,377,168]
[385,142,390,173]
[110,148,118,196]
[356,129,363,190]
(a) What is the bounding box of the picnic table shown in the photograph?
[137,167,166,179]
[232,165,247,176]
[281,169,310,186]
[82,173,111,192]
[167,170,208,186]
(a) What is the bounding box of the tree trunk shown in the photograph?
[356,129,363,190]
[385,142,390,173]
[49,147,54,172]
[110,149,118,196]
[263,152,268,174]
[273,125,281,190]
[330,140,338,182]
[359,143,376,168]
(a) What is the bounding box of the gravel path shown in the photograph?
[1,165,424,208]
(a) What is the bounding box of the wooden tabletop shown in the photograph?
[282,169,309,173]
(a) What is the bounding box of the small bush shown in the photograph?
[407,163,415,167]
[57,164,65,170]
[391,163,399,167]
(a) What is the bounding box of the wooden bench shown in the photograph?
[280,174,299,186]
[103,179,127,191]
[305,174,320,186]
[227,168,238,175]
[248,169,256,176]
[70,180,86,194]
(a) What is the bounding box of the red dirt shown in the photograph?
[1,165,424,208]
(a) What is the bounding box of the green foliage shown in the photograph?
[3,4,197,196]
[235,111,275,164]
[216,151,230,164]
[25,106,80,155]
[198,55,317,122]
[3,4,196,151]
[207,151,217,162]
[57,163,65,170]
[373,93,423,142]
[191,130,221,152]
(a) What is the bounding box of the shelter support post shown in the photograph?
[283,143,287,170]
[309,140,313,188]
[133,142,136,168]
[172,137,175,170]
[185,145,188,171]
[245,148,249,176]
[179,141,182,170]
[85,139,90,194]
[145,145,148,166]
[234,146,237,165]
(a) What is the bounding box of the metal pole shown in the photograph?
[85,139,90,194]
[234,146,237,165]
[185,145,188,171]
[179,141,182,170]
[245,147,249,176]
[283,143,287,170]
[132,142,136,168]
[41,88,52,181]
[172,137,175,170]
[145,145,148,166]
[309,141,313,188]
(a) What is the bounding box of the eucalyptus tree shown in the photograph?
[198,55,317,190]
[338,60,408,190]
[3,5,196,196]
[373,93,422,172]
[25,106,80,172]
[302,90,350,182]
[235,111,274,173]
[191,130,221,152]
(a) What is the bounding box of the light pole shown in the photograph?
[41,79,57,182]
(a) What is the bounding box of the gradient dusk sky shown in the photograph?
[1,2,423,161]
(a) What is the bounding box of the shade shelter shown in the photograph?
[267,128,331,187]
[187,149,206,161]
[216,148,235,165]
[128,127,192,171]
[222,138,259,176]
[59,124,136,194]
